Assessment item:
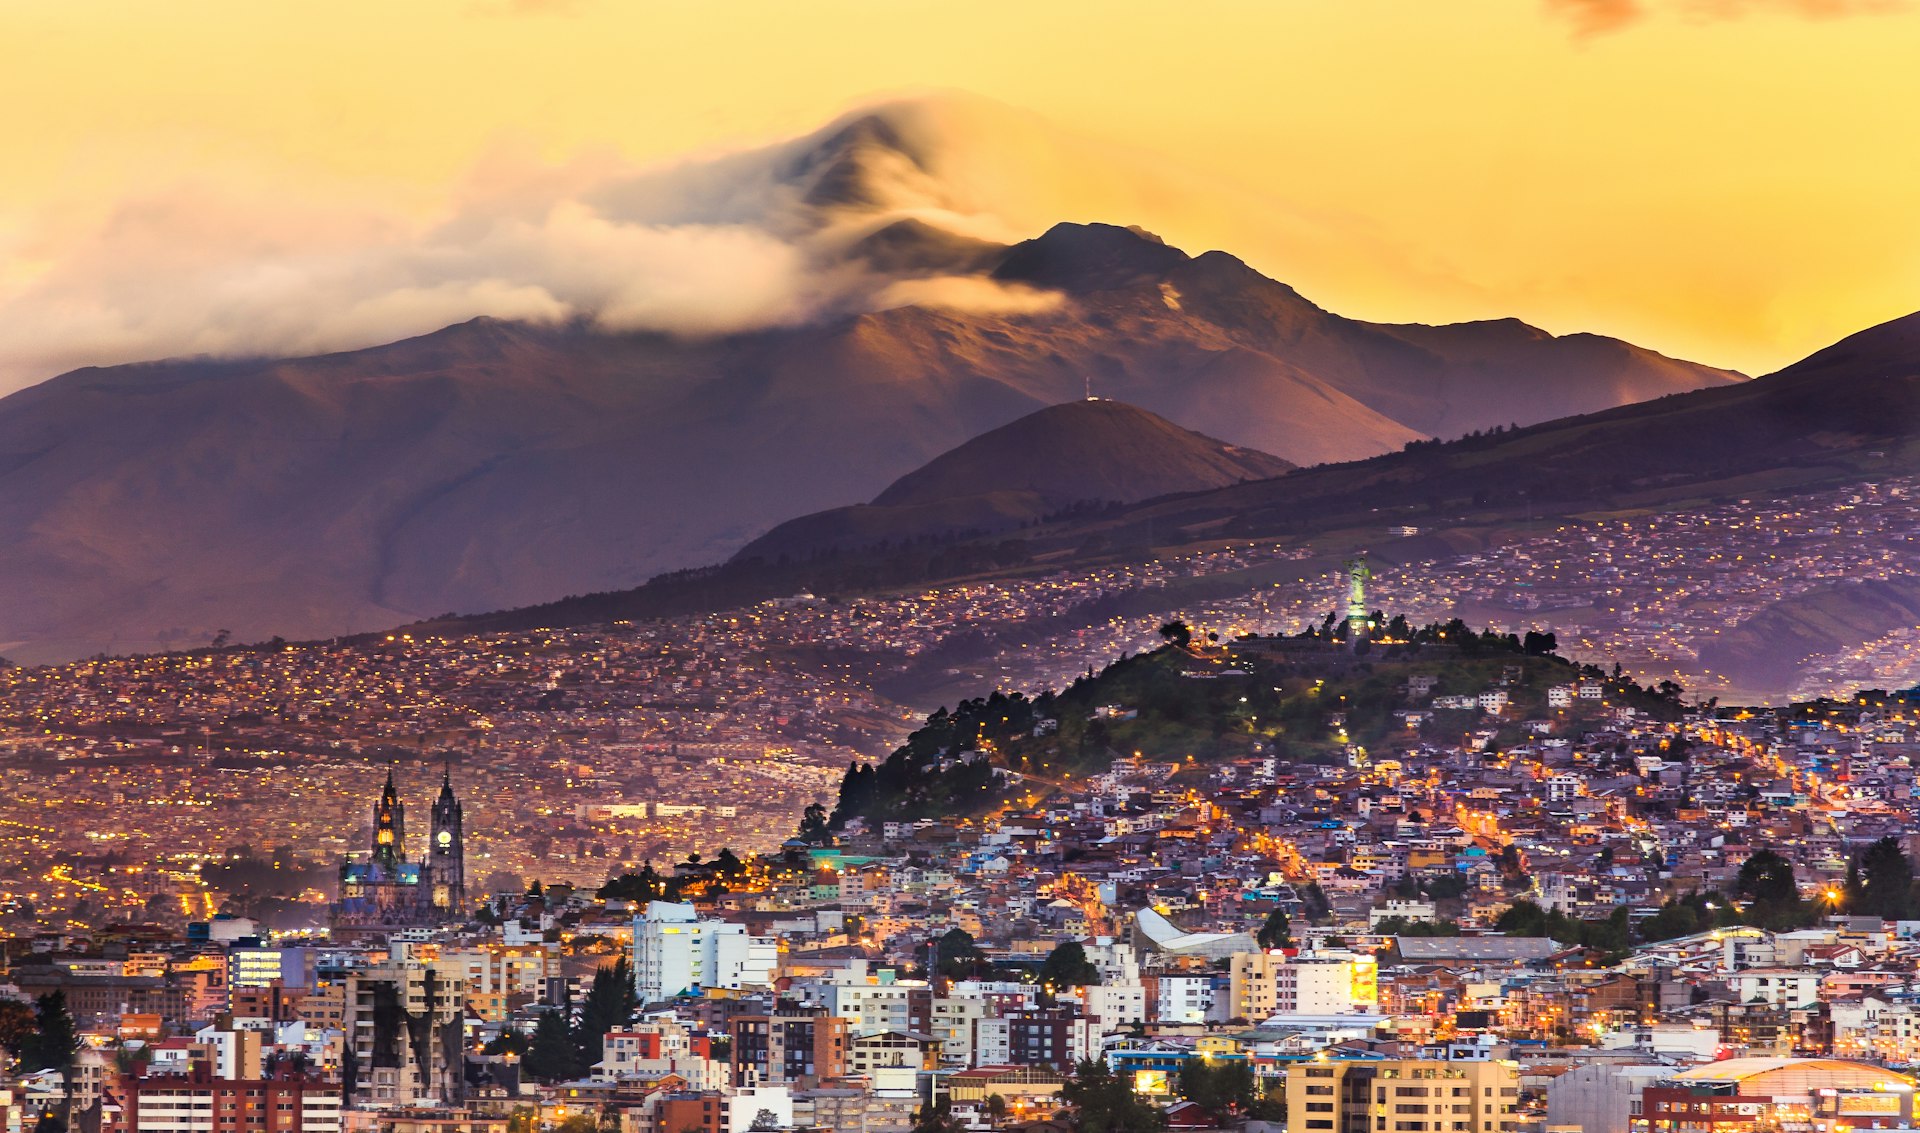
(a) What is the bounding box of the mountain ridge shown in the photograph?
[388,304,1920,650]
[0,111,1742,662]
[737,399,1295,561]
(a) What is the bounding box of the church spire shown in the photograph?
[372,763,405,869]
[428,759,466,914]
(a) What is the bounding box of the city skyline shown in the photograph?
[5,7,1920,1133]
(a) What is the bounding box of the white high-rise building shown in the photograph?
[1151,974,1221,1024]
[1227,950,1377,1020]
[633,901,777,1003]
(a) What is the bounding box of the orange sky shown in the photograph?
[2,0,1918,380]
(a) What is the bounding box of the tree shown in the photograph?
[746,1109,783,1131]
[1180,1059,1262,1116]
[21,992,78,1074]
[1256,908,1293,951]
[22,992,78,1126]
[1850,837,1915,920]
[1158,621,1192,649]
[796,804,833,845]
[524,1007,582,1082]
[0,998,35,1062]
[1373,916,1461,938]
[574,957,637,1069]
[1734,848,1814,929]
[1299,882,1332,924]
[933,928,985,979]
[1639,891,1740,943]
[599,863,671,904]
[911,1101,964,1133]
[1737,849,1797,904]
[1039,941,1101,993]
[1062,1058,1164,1132]
[1496,900,1632,961]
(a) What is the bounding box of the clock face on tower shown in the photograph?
[437,829,452,847]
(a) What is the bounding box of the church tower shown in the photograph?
[428,764,465,914]
[372,767,406,870]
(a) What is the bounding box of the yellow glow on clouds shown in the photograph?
[0,0,1917,391]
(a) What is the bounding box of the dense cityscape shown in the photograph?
[3,530,1920,1133]
[5,6,1920,1133]
[6,475,1918,932]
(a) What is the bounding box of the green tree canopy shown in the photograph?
[934,928,986,979]
[1849,837,1915,920]
[1256,908,1293,951]
[1061,1058,1165,1133]
[524,1006,583,1083]
[1039,941,1101,992]
[573,956,637,1069]
[20,992,78,1075]
[1179,1059,1263,1116]
[1736,849,1798,906]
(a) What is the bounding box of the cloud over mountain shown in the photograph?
[0,94,1364,396]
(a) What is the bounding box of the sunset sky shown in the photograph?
[2,0,1917,388]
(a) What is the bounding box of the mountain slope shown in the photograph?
[400,307,1920,647]
[876,399,1294,506]
[0,107,1741,662]
[738,399,1294,560]
[994,309,1920,557]
[1698,577,1920,694]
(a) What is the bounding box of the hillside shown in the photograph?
[399,306,1920,650]
[1699,577,1920,693]
[965,309,1920,562]
[824,622,1685,828]
[0,104,1739,663]
[737,399,1294,561]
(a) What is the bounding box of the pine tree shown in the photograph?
[1853,837,1915,920]
[525,1006,580,1083]
[23,992,79,1127]
[573,957,637,1070]
[21,991,79,1074]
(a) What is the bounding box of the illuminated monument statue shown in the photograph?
[1345,554,1372,638]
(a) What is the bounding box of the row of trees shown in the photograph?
[1296,614,1558,658]
[1496,839,1920,957]
[991,1058,1282,1133]
[596,849,748,904]
[930,930,1103,997]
